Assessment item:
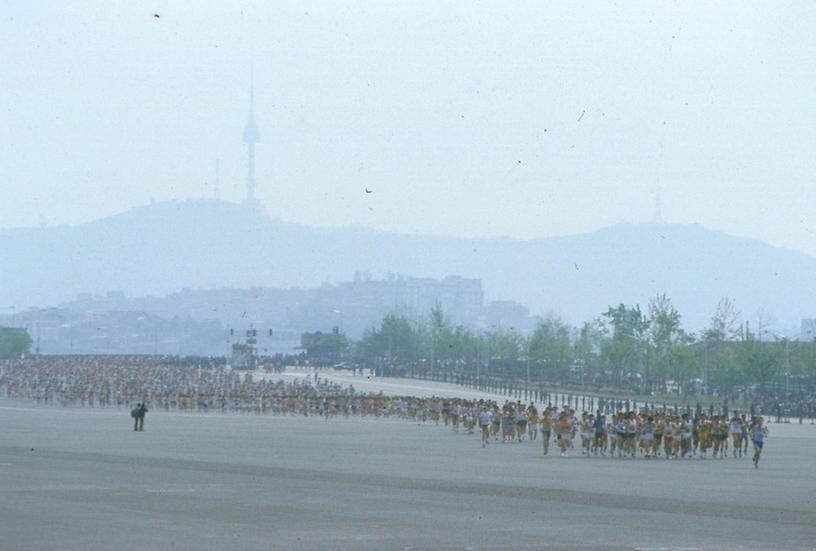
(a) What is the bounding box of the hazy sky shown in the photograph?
[2,2,815,253]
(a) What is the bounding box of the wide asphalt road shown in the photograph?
[1,401,814,550]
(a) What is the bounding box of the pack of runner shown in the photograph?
[1,357,772,467]
[472,400,769,466]
[476,403,769,467]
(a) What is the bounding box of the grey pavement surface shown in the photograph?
[1,399,815,550]
[268,367,508,401]
[268,368,708,409]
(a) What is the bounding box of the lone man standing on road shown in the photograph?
[131,402,148,431]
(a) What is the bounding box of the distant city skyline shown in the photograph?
[2,2,815,257]
[1,273,543,355]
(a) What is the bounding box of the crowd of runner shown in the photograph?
[0,356,350,412]
[469,401,770,467]
[1,356,773,467]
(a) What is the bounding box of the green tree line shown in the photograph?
[304,296,816,398]
[0,328,32,359]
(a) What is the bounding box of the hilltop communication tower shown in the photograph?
[243,68,261,206]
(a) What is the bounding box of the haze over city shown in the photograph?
[3,5,816,551]
[3,2,815,255]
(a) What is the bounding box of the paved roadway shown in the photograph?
[1,400,814,550]
[267,368,710,412]
[267,367,507,401]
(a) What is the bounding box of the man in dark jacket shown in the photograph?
[131,402,148,431]
[131,404,140,431]
[137,402,148,431]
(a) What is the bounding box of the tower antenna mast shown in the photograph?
[242,65,260,205]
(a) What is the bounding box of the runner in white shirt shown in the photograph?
[479,407,492,447]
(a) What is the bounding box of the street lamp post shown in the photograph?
[785,338,791,395]
[526,350,531,388]
[430,333,435,381]
[703,341,709,394]
[475,336,480,387]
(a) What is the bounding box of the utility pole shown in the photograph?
[526,343,531,387]
[475,337,480,386]
[785,339,791,395]
[704,341,709,394]
[430,333,435,380]
[388,334,393,374]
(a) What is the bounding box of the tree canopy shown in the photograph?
[303,295,814,399]
[0,328,32,359]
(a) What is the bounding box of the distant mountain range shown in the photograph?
[2,199,814,332]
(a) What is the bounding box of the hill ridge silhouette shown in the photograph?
[2,199,814,331]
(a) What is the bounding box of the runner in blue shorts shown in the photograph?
[751,417,768,468]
